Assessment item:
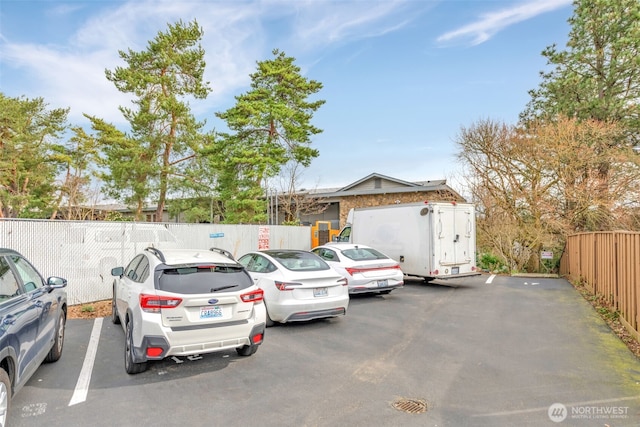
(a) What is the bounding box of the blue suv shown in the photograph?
[0,248,67,423]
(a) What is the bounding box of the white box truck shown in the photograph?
[335,201,478,281]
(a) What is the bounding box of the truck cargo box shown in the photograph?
[336,202,478,280]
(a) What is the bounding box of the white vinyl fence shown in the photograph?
[0,219,311,305]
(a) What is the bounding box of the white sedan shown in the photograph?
[237,250,349,327]
[311,243,404,295]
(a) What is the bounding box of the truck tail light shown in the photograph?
[241,288,264,303]
[139,294,182,313]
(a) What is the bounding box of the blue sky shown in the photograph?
[0,0,574,194]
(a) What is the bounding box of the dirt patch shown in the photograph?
[67,299,112,319]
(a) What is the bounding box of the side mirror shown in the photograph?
[47,276,68,289]
[111,266,124,277]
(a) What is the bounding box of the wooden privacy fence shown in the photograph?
[560,231,640,341]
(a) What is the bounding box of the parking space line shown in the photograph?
[68,318,103,406]
[485,274,496,284]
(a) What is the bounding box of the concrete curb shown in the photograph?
[511,273,560,278]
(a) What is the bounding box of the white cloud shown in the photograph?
[1,1,268,125]
[0,0,424,127]
[288,0,419,48]
[437,0,572,46]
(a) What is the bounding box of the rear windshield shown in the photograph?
[341,247,388,261]
[266,251,330,272]
[156,264,253,294]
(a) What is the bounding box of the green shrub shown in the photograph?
[478,252,506,273]
[81,305,95,313]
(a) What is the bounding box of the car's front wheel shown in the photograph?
[124,320,147,375]
[45,310,66,363]
[0,368,11,426]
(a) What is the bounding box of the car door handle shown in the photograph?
[32,300,43,308]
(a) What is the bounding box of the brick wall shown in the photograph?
[338,190,462,227]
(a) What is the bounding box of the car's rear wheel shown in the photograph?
[45,310,65,362]
[0,368,11,426]
[236,344,258,356]
[111,285,120,325]
[124,320,147,374]
[265,307,274,328]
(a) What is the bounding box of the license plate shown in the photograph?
[200,306,223,319]
[452,267,459,275]
[377,280,388,287]
[313,288,328,297]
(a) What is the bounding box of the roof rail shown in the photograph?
[210,247,234,260]
[145,247,166,263]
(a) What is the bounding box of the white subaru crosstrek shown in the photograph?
[111,247,266,374]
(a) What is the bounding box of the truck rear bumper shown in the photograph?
[433,272,482,280]
[406,272,482,280]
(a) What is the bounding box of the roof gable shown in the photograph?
[338,172,420,192]
[309,173,458,199]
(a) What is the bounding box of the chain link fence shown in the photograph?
[0,219,311,305]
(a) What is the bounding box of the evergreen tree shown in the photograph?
[91,19,211,221]
[212,49,324,223]
[0,93,68,218]
[523,0,640,142]
[522,0,640,230]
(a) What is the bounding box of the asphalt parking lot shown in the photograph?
[8,274,640,426]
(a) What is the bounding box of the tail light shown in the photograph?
[274,281,302,291]
[252,332,264,345]
[338,278,348,286]
[345,264,401,276]
[139,294,182,313]
[241,288,264,303]
[147,347,164,357]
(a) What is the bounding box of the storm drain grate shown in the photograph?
[392,398,428,414]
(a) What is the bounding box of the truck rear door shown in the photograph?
[435,204,475,275]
